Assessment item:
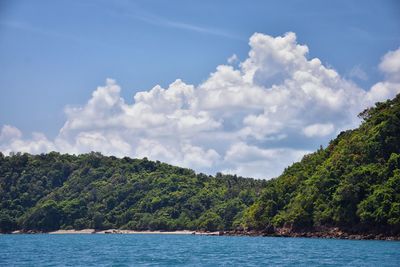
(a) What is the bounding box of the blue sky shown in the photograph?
[0,0,400,178]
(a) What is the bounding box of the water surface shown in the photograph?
[1,234,399,266]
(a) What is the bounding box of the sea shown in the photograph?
[0,234,399,266]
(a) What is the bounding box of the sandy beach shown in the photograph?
[47,229,220,235]
[48,229,97,234]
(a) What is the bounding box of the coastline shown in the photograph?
[49,229,220,235]
[9,229,221,236]
[223,228,400,241]
[5,228,399,240]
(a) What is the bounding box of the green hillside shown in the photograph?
[0,153,265,232]
[243,94,400,235]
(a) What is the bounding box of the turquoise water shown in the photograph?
[0,234,399,266]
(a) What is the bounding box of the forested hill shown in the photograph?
[1,94,399,235]
[0,153,265,232]
[243,94,400,235]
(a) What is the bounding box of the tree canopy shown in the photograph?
[0,152,265,232]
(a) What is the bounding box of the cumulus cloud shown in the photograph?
[365,47,400,105]
[227,54,239,65]
[379,47,400,82]
[1,131,55,155]
[1,32,399,179]
[0,125,22,142]
[223,142,309,179]
[302,123,335,138]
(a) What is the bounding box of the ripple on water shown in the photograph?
[0,235,399,266]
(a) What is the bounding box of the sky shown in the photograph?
[0,0,400,178]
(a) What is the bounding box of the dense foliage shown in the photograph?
[0,153,265,232]
[243,94,400,235]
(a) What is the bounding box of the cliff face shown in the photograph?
[243,94,400,236]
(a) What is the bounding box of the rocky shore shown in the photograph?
[221,226,400,241]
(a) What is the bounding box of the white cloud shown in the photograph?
[302,123,335,138]
[1,132,55,155]
[365,47,400,104]
[349,65,368,81]
[379,47,400,82]
[1,32,399,178]
[182,143,220,169]
[135,139,177,164]
[223,142,309,178]
[227,54,239,65]
[0,125,22,142]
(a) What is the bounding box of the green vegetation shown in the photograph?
[0,152,265,232]
[243,94,400,235]
[1,94,399,234]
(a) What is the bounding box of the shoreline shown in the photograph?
[49,229,220,235]
[223,228,400,241]
[5,228,399,241]
[8,229,221,236]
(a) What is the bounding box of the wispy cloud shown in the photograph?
[0,1,242,42]
[348,65,368,81]
[106,2,242,40]
[132,12,242,40]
